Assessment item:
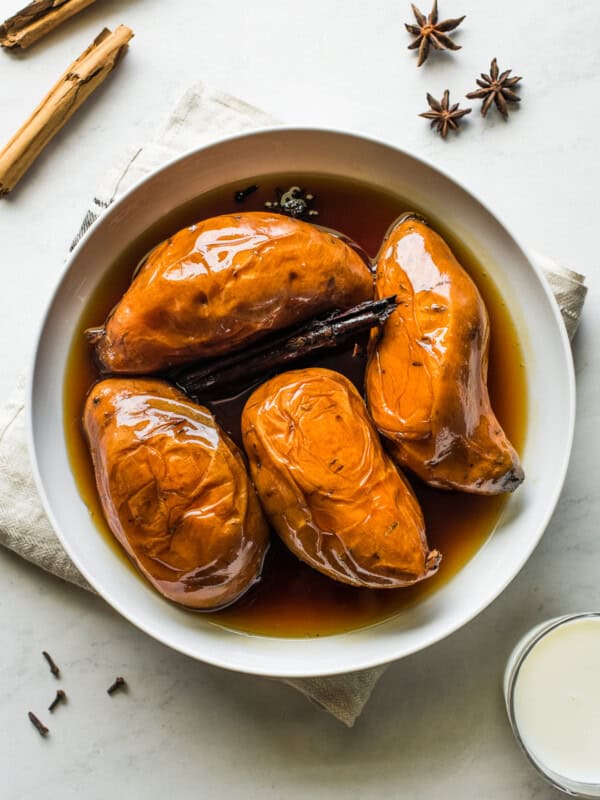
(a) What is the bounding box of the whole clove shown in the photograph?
[28,711,49,737]
[175,296,397,399]
[42,650,60,678]
[234,184,258,203]
[48,689,67,712]
[107,676,126,695]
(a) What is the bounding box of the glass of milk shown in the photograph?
[504,613,600,797]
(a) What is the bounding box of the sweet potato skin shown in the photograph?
[242,368,440,588]
[93,212,373,373]
[366,214,524,495]
[83,378,269,609]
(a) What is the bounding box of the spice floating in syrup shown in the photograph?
[176,297,397,399]
[234,184,258,203]
[264,185,318,219]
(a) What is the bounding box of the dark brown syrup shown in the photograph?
[63,173,527,637]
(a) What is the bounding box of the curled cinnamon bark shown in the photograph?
[175,297,396,399]
[0,0,97,50]
[0,25,133,197]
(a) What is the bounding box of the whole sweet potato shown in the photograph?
[242,368,440,588]
[366,214,524,494]
[91,212,373,373]
[83,378,269,609]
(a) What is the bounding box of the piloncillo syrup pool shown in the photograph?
[64,173,527,637]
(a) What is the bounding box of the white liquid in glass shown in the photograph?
[513,617,600,785]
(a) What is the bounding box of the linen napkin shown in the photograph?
[0,84,587,728]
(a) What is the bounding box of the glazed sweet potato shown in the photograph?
[91,212,373,374]
[83,378,269,609]
[242,368,440,588]
[366,214,524,494]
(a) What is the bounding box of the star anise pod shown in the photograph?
[466,58,522,118]
[405,1,465,67]
[420,90,471,138]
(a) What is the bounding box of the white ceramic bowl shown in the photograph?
[28,128,574,678]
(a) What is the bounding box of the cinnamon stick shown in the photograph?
[0,24,133,196]
[174,297,397,399]
[0,0,97,50]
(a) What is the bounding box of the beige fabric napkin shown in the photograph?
[0,84,587,728]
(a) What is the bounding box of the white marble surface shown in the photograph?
[0,0,597,796]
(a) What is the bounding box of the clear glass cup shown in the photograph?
[504,612,600,798]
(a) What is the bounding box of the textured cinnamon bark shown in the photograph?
[0,25,133,197]
[0,0,97,49]
[175,297,396,399]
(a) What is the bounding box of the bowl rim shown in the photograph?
[26,125,576,678]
